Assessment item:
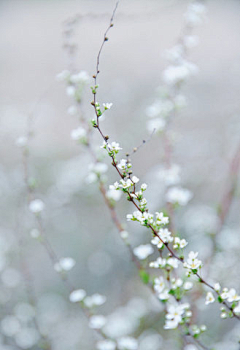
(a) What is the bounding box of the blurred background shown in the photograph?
[0,0,240,349]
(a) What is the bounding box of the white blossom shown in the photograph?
[15,136,28,147]
[1,316,21,336]
[54,257,76,272]
[155,212,169,225]
[154,276,165,293]
[66,85,76,96]
[184,281,193,291]
[151,236,163,249]
[102,141,122,152]
[158,164,181,186]
[173,237,188,249]
[133,244,154,260]
[29,199,45,214]
[109,181,120,190]
[171,278,183,289]
[131,176,139,184]
[205,292,215,305]
[84,294,106,307]
[67,105,78,115]
[149,257,166,269]
[185,3,206,26]
[146,100,174,118]
[106,189,122,201]
[120,230,129,240]
[221,288,229,300]
[30,229,40,239]
[70,70,90,84]
[71,127,87,141]
[89,162,108,175]
[158,289,170,301]
[183,35,199,49]
[158,228,173,243]
[214,283,221,292]
[69,289,86,303]
[227,289,240,303]
[120,179,133,189]
[164,303,190,329]
[167,257,180,269]
[103,103,113,110]
[233,302,240,314]
[127,211,154,226]
[89,315,106,329]
[166,186,193,206]
[162,62,198,86]
[56,70,70,81]
[117,159,130,171]
[96,340,116,350]
[147,118,166,133]
[183,251,202,270]
[117,337,138,350]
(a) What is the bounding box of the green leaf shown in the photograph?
[139,270,150,284]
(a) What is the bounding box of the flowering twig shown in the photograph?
[90,0,240,338]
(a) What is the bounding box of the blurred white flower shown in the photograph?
[106,189,122,201]
[15,327,40,349]
[96,340,116,350]
[1,268,21,288]
[117,337,138,350]
[54,257,76,272]
[14,302,35,322]
[183,35,199,49]
[166,186,192,206]
[1,315,20,336]
[70,70,90,84]
[70,127,87,142]
[84,294,106,308]
[66,85,76,96]
[183,281,193,291]
[89,162,108,175]
[15,136,28,147]
[133,244,154,260]
[56,70,70,81]
[89,315,106,329]
[30,228,40,239]
[29,199,45,214]
[184,345,198,350]
[147,118,166,133]
[162,62,198,86]
[69,289,86,303]
[67,105,78,116]
[120,230,129,239]
[158,164,181,187]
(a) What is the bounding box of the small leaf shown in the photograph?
[139,270,150,284]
